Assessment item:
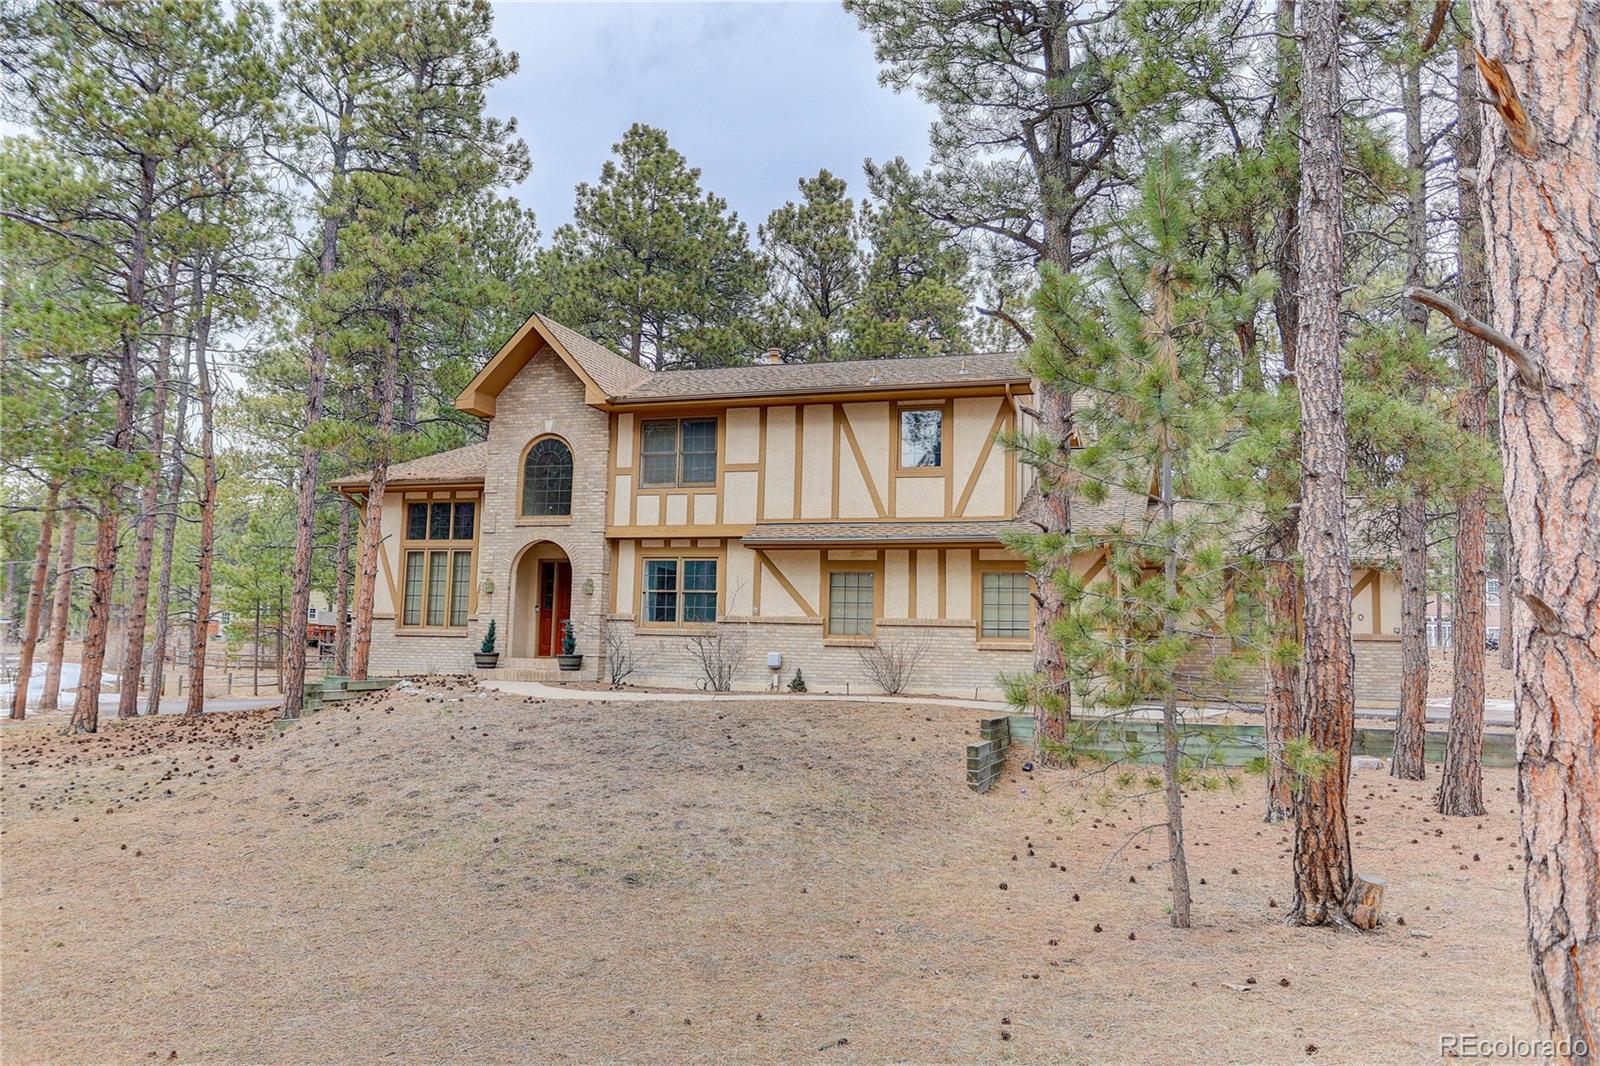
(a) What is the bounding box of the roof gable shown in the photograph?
[455,312,650,417]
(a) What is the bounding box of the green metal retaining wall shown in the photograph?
[1004,715,1516,768]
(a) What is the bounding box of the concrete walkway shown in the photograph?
[481,679,1515,726]
[478,680,1237,721]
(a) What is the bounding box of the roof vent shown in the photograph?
[762,347,783,365]
[957,358,971,376]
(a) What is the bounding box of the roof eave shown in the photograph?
[611,375,1032,407]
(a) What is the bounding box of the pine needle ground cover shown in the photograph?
[2,679,1526,1063]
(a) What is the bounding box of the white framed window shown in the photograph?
[898,408,943,468]
[641,557,719,625]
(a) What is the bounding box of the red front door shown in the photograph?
[536,560,572,657]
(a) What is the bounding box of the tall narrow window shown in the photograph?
[640,421,679,487]
[683,559,718,623]
[643,559,679,622]
[828,571,875,636]
[899,409,943,468]
[679,418,717,485]
[450,552,472,627]
[426,551,448,626]
[402,552,424,626]
[521,437,573,517]
[980,571,1030,639]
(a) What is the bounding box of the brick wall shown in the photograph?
[368,346,610,681]
[602,615,1034,698]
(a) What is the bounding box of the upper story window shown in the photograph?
[521,436,573,517]
[641,417,717,487]
[899,408,943,469]
[1485,578,1500,605]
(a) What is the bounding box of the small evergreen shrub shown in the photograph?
[480,619,497,655]
[787,668,807,693]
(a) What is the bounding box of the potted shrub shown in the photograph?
[557,619,583,672]
[474,619,500,669]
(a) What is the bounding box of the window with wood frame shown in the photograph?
[640,417,718,487]
[641,557,719,625]
[979,570,1031,640]
[827,570,876,636]
[898,408,944,469]
[521,436,573,517]
[400,500,476,629]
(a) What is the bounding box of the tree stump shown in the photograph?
[1346,874,1386,930]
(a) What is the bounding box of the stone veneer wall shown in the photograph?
[366,346,610,681]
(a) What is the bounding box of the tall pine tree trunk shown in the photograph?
[10,483,60,720]
[333,499,352,677]
[1469,0,1599,1046]
[1288,0,1356,928]
[283,190,344,718]
[39,505,77,712]
[1497,526,1514,669]
[1438,39,1490,817]
[349,314,401,681]
[1158,447,1192,928]
[184,261,219,717]
[1392,37,1430,780]
[1263,0,1303,823]
[117,260,179,719]
[1392,494,1430,778]
[144,334,191,716]
[70,155,158,734]
[1027,5,1082,754]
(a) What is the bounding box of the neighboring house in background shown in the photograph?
[334,313,1408,703]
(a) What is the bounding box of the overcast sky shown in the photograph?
[485,2,937,238]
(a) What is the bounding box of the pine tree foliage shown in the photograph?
[540,123,763,371]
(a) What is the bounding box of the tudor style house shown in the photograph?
[336,312,1407,702]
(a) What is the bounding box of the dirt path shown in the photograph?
[1,679,1531,1064]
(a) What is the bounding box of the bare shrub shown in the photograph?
[683,625,747,692]
[601,620,647,687]
[856,636,930,695]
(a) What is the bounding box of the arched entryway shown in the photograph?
[511,541,573,659]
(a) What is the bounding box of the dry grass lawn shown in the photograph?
[1,678,1531,1064]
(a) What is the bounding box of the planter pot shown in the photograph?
[557,654,584,672]
[474,652,500,669]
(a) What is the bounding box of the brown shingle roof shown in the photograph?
[534,313,652,398]
[331,442,486,489]
[615,351,1027,402]
[742,520,1027,546]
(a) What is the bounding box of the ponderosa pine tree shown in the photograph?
[1287,0,1356,928]
[1435,35,1492,819]
[758,169,861,363]
[540,124,761,371]
[1010,144,1272,927]
[273,0,402,717]
[848,158,973,361]
[4,0,270,731]
[346,0,527,680]
[849,0,1137,754]
[1462,0,1598,1045]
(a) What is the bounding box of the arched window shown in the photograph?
[521,437,573,517]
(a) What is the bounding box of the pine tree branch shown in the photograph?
[1404,285,1545,391]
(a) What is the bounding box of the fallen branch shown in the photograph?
[1403,285,1545,391]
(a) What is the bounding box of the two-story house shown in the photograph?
[335,312,1407,702]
